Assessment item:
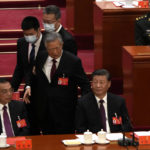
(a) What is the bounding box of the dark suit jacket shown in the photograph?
[59,26,77,55]
[35,51,90,134]
[75,92,132,133]
[0,100,30,136]
[135,13,150,45]
[11,36,45,91]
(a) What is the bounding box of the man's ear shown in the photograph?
[90,81,93,89]
[57,18,61,23]
[108,81,111,88]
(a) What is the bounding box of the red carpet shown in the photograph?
[0,52,16,76]
[0,39,17,52]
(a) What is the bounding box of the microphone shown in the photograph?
[126,115,139,147]
[118,113,139,147]
[117,113,133,146]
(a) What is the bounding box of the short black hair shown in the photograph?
[0,78,10,84]
[43,5,61,20]
[21,16,40,31]
[91,69,111,81]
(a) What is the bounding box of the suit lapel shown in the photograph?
[88,93,104,131]
[23,40,29,64]
[39,52,51,83]
[0,116,2,134]
[90,93,102,121]
[107,93,113,132]
[52,51,65,78]
[37,36,45,57]
[8,101,17,136]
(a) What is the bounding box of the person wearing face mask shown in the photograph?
[43,5,78,55]
[11,16,46,135]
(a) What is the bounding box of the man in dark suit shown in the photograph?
[75,69,132,133]
[135,13,150,45]
[11,16,45,95]
[11,16,45,135]
[31,32,90,134]
[0,78,29,137]
[43,5,78,55]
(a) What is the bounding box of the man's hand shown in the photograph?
[32,66,36,75]
[23,88,31,104]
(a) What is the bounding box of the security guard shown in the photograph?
[135,13,150,45]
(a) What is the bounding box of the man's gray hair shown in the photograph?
[44,32,63,45]
[43,5,61,20]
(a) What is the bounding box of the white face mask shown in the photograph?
[43,23,55,32]
[24,35,37,43]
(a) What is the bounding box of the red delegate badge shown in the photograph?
[112,117,122,125]
[58,77,68,86]
[16,119,27,128]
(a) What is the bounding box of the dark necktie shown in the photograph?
[99,100,106,131]
[29,43,35,64]
[50,59,57,80]
[3,106,14,137]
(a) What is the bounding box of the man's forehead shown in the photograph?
[93,75,107,80]
[0,82,11,89]
[43,13,56,19]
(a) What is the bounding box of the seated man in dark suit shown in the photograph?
[75,69,132,133]
[135,13,150,45]
[24,32,90,134]
[0,78,30,137]
[43,5,78,55]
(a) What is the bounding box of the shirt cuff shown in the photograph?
[26,86,31,89]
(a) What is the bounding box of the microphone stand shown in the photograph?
[118,114,139,148]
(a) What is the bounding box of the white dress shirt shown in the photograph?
[43,54,62,83]
[56,24,62,33]
[0,103,14,135]
[95,94,111,133]
[28,33,42,62]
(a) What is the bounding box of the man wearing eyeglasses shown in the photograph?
[0,78,30,137]
[43,5,77,55]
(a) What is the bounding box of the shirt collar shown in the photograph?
[48,51,63,64]
[34,33,42,47]
[56,24,62,33]
[95,93,107,104]
[0,103,9,111]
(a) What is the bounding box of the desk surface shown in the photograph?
[95,1,150,13]
[5,134,150,150]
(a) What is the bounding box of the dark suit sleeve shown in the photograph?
[63,39,78,55]
[75,99,88,133]
[11,39,24,91]
[120,98,132,132]
[135,20,145,45]
[74,59,91,95]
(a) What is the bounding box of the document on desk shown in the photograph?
[134,131,150,137]
[106,133,125,141]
